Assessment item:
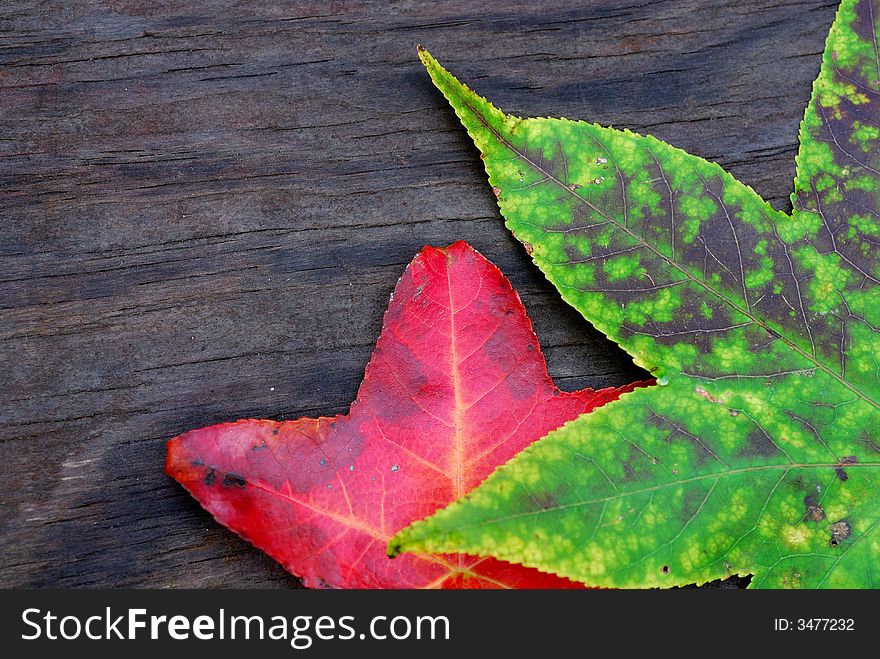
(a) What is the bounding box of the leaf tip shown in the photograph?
[385,538,402,558]
[387,523,426,559]
[416,44,435,69]
[164,433,185,478]
[163,430,210,490]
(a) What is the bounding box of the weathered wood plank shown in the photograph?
[0,0,837,587]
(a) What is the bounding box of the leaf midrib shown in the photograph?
[417,461,880,532]
[439,78,879,411]
[445,253,465,501]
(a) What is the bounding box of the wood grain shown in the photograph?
[0,0,837,587]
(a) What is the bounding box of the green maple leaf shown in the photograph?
[390,0,880,588]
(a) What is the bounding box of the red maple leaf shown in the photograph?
[166,241,649,588]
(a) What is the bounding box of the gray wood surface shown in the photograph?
[0,0,837,587]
